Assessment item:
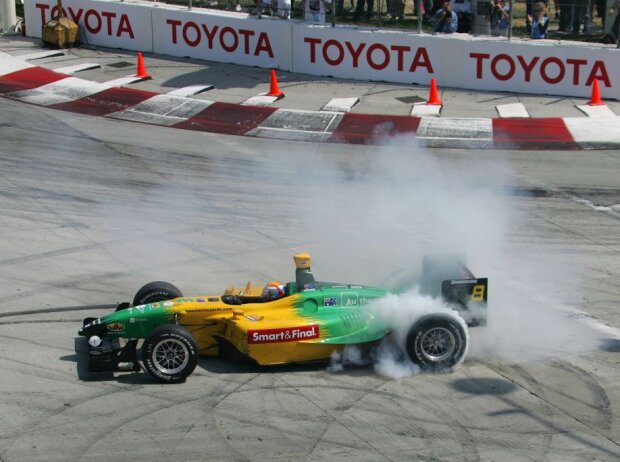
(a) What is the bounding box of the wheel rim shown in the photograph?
[420,327,456,362]
[152,338,189,375]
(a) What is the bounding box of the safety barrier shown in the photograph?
[24,0,620,98]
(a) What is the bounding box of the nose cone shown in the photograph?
[79,318,104,337]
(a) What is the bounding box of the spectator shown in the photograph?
[594,0,605,25]
[559,0,587,34]
[431,0,445,15]
[305,0,332,22]
[451,0,472,33]
[354,0,374,20]
[387,0,405,20]
[253,0,290,17]
[558,0,571,31]
[572,0,586,34]
[602,0,620,43]
[490,0,510,36]
[272,0,292,17]
[413,0,433,18]
[526,0,547,31]
[431,0,458,32]
[336,0,355,16]
[528,2,549,38]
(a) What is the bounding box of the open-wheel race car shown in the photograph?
[79,253,487,383]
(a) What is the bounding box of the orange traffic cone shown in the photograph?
[135,52,151,79]
[588,79,604,106]
[267,69,284,98]
[426,78,442,105]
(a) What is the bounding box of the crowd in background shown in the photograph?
[226,0,617,42]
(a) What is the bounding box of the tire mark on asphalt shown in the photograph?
[205,379,529,460]
[481,360,620,458]
[438,385,482,462]
[203,373,265,461]
[0,319,83,325]
[0,334,76,353]
[529,209,620,255]
[209,373,393,459]
[506,364,554,461]
[0,271,128,304]
[75,376,256,462]
[0,304,114,318]
[276,373,393,461]
[0,386,143,443]
[549,359,613,433]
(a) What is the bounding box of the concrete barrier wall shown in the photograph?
[26,0,154,52]
[151,7,293,69]
[25,0,620,99]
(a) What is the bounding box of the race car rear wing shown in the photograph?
[420,256,487,327]
[441,278,488,326]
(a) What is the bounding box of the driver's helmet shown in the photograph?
[262,281,285,300]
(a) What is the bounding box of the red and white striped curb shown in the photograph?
[1,52,619,150]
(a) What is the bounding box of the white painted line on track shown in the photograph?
[411,102,442,116]
[0,52,34,75]
[246,126,334,142]
[242,94,280,106]
[167,85,214,97]
[53,63,102,74]
[248,109,341,141]
[542,298,620,339]
[570,195,620,219]
[321,97,359,112]
[563,117,620,145]
[417,117,493,139]
[496,102,530,118]
[18,50,66,61]
[256,108,339,132]
[576,104,617,118]
[104,75,150,87]
[107,95,214,126]
[6,77,108,106]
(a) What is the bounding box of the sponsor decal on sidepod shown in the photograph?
[248,325,320,344]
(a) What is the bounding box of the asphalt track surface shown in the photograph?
[1,94,620,461]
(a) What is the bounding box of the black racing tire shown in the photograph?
[141,325,198,383]
[405,314,467,371]
[132,281,182,307]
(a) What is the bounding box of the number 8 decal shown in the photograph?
[471,284,486,302]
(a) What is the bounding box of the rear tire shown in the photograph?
[405,314,467,371]
[141,325,198,383]
[133,281,182,307]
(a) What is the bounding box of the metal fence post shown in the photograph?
[507,0,513,40]
[188,0,192,10]
[332,3,336,27]
[418,0,422,33]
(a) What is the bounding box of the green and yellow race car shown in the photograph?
[79,254,487,383]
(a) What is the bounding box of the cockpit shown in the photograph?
[220,253,316,305]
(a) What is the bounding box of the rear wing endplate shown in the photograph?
[441,277,488,326]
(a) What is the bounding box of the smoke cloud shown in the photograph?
[282,134,603,376]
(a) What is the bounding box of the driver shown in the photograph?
[262,281,286,300]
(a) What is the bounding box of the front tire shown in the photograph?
[133,281,182,307]
[405,314,467,371]
[141,325,198,383]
